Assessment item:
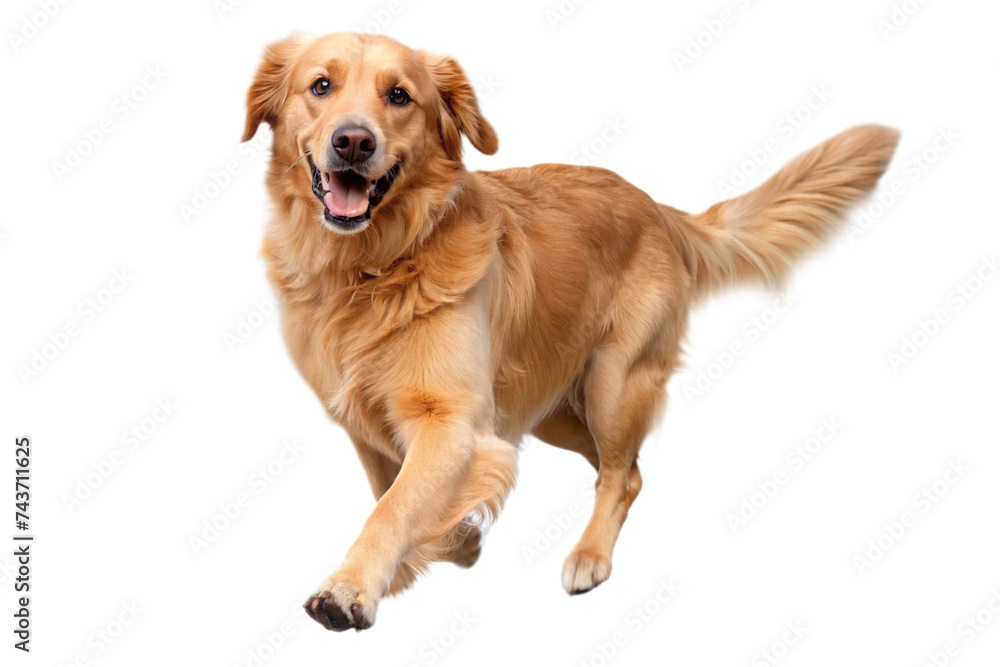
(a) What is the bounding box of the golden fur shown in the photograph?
[243,32,900,631]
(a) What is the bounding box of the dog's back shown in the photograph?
[477,125,900,442]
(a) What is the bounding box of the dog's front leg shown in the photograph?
[305,303,518,632]
[305,419,474,630]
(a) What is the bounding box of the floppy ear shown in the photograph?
[242,36,307,142]
[422,53,498,159]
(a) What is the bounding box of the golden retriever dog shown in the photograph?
[242,32,899,632]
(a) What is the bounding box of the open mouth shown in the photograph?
[308,156,401,232]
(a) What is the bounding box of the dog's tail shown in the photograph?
[664,124,900,299]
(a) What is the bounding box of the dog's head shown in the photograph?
[243,33,497,236]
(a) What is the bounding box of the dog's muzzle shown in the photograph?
[309,156,402,233]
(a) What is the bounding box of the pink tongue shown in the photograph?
[324,175,369,218]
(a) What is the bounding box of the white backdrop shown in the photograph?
[3,0,999,665]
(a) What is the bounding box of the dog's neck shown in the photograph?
[262,162,495,321]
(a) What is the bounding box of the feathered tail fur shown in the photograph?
[666,124,901,298]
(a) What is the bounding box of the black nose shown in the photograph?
[331,125,377,163]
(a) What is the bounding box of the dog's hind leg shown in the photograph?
[561,343,676,595]
[533,405,600,470]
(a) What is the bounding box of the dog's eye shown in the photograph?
[311,78,331,97]
[388,87,410,106]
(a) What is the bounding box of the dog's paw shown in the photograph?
[304,582,377,632]
[562,550,612,595]
[448,522,483,568]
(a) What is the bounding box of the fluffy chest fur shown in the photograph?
[262,197,499,457]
